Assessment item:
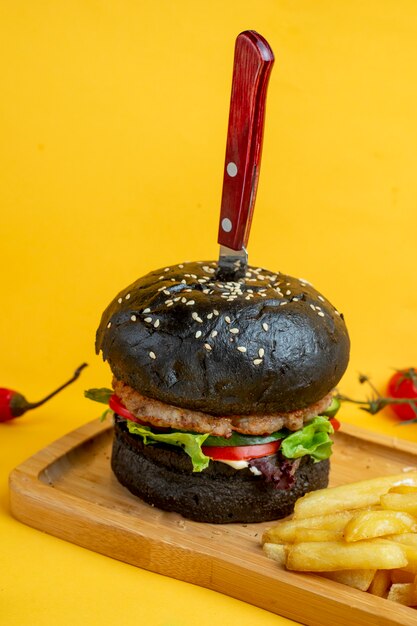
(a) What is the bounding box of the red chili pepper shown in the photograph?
[0,363,88,423]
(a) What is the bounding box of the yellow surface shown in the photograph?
[1,2,417,625]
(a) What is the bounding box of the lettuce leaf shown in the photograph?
[280,416,334,462]
[85,388,113,404]
[126,420,211,472]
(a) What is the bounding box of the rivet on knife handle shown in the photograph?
[217,31,274,255]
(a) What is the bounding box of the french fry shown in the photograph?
[320,569,375,591]
[286,539,408,572]
[262,542,287,567]
[388,533,417,546]
[294,528,344,543]
[262,510,354,544]
[262,471,417,609]
[394,543,417,574]
[388,485,417,495]
[380,492,417,516]
[344,510,417,542]
[391,569,416,584]
[293,472,417,519]
[368,570,391,597]
[387,582,417,607]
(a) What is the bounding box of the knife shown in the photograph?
[216,30,274,281]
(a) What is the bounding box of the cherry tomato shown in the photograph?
[329,417,341,431]
[202,440,281,461]
[109,394,146,424]
[387,369,417,421]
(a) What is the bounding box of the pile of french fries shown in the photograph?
[263,471,417,607]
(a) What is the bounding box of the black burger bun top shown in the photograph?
[96,261,350,416]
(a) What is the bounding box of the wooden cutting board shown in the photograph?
[9,419,417,626]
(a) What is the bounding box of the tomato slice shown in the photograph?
[202,440,280,461]
[329,417,341,431]
[109,394,145,424]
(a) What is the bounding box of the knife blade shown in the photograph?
[216,30,274,282]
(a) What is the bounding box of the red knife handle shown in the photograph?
[217,31,274,251]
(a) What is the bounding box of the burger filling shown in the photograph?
[112,377,334,436]
[86,385,339,489]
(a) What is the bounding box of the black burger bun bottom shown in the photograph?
[111,419,330,524]
[96,261,350,416]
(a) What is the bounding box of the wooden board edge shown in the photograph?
[338,421,417,457]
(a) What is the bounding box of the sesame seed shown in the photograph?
[192,312,198,319]
[164,267,170,272]
[157,286,166,292]
[318,295,325,302]
[179,264,184,268]
[207,313,213,319]
[131,315,137,322]
[149,351,156,360]
[174,297,181,301]
[118,298,123,304]
[158,276,164,280]
[107,322,112,328]
[317,311,325,317]
[285,290,291,296]
[204,343,212,351]
[280,301,287,306]
[186,300,195,306]
[203,289,210,294]
[143,308,151,313]
[213,309,219,316]
[167,302,173,307]
[335,310,341,316]
[181,280,186,284]
[230,328,239,334]
[181,297,187,303]
[262,323,269,331]
[195,330,202,338]
[245,296,251,300]
[225,316,231,324]
[310,304,316,310]
[163,290,171,296]
[258,348,265,358]
[237,346,247,353]
[125,294,131,299]
[253,359,263,365]
[211,330,218,338]
[292,297,299,302]
[154,319,160,328]
[144,317,152,323]
[165,299,173,305]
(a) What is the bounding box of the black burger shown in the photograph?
[91,260,350,523]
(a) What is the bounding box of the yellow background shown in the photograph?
[1,2,417,625]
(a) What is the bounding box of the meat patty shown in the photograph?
[112,378,333,437]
